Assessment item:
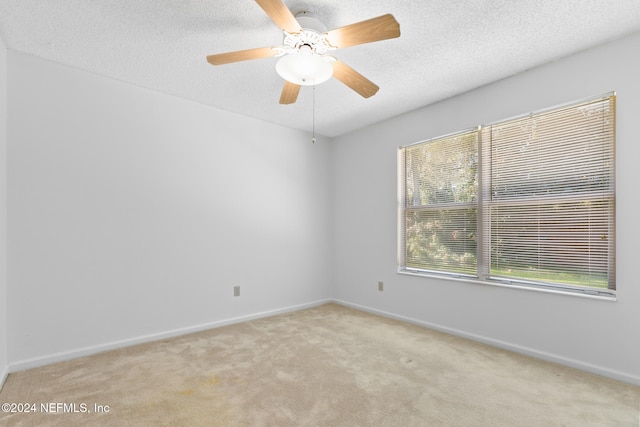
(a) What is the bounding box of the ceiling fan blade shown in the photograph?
[332,60,379,98]
[325,14,400,48]
[255,0,302,34]
[279,81,301,104]
[206,47,277,66]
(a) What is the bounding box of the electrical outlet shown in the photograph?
[378,281,384,292]
[234,285,240,297]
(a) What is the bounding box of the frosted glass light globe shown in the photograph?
[276,51,333,86]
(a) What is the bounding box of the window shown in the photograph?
[399,93,616,296]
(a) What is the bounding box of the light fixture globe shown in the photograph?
[276,50,333,86]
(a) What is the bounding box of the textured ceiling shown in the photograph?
[1,0,639,137]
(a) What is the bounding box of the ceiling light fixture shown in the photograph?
[275,48,334,85]
[275,12,336,86]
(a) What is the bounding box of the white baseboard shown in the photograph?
[0,365,8,392]
[9,298,332,374]
[333,299,640,387]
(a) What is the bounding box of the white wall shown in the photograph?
[332,32,640,385]
[0,35,8,386]
[6,52,332,368]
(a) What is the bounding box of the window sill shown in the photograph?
[397,269,617,302]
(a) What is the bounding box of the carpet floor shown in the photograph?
[1,303,639,426]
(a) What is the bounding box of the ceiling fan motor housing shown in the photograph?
[294,11,328,33]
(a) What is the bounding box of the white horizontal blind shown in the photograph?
[400,130,478,276]
[399,93,615,294]
[481,95,615,290]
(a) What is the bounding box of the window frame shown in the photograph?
[398,92,616,299]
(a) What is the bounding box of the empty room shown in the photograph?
[1,0,640,425]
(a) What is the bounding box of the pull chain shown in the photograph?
[311,85,316,144]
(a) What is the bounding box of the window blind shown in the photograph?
[481,95,615,290]
[400,129,479,276]
[399,93,616,295]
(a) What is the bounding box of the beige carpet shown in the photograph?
[1,303,638,426]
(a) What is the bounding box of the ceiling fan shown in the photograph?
[206,0,400,104]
